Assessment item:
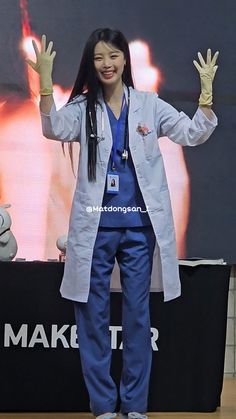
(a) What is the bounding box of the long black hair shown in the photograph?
[67,28,135,181]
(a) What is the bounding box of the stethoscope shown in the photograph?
[88,88,130,162]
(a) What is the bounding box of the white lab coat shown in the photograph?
[41,86,217,302]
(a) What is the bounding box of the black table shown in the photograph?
[0,262,230,412]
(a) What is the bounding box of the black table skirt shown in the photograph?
[0,262,230,412]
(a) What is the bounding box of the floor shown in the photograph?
[0,377,235,419]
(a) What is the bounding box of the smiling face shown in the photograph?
[93,41,126,89]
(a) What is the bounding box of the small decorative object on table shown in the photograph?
[56,234,68,262]
[0,204,18,261]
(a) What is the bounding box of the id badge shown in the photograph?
[107,172,119,194]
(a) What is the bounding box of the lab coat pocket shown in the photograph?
[70,190,91,225]
[159,189,175,234]
[142,134,161,160]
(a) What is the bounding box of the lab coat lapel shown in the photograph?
[128,87,142,147]
[96,96,112,160]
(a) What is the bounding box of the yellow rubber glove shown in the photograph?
[26,34,56,95]
[193,49,219,107]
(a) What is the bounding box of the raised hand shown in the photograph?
[193,49,219,107]
[26,34,56,95]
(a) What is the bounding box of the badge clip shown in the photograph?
[122,149,128,160]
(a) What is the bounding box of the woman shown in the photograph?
[27,28,218,419]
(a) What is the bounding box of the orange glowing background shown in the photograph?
[0,0,189,260]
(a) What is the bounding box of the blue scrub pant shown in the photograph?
[74,226,156,416]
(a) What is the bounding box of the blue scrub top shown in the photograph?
[99,101,151,227]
